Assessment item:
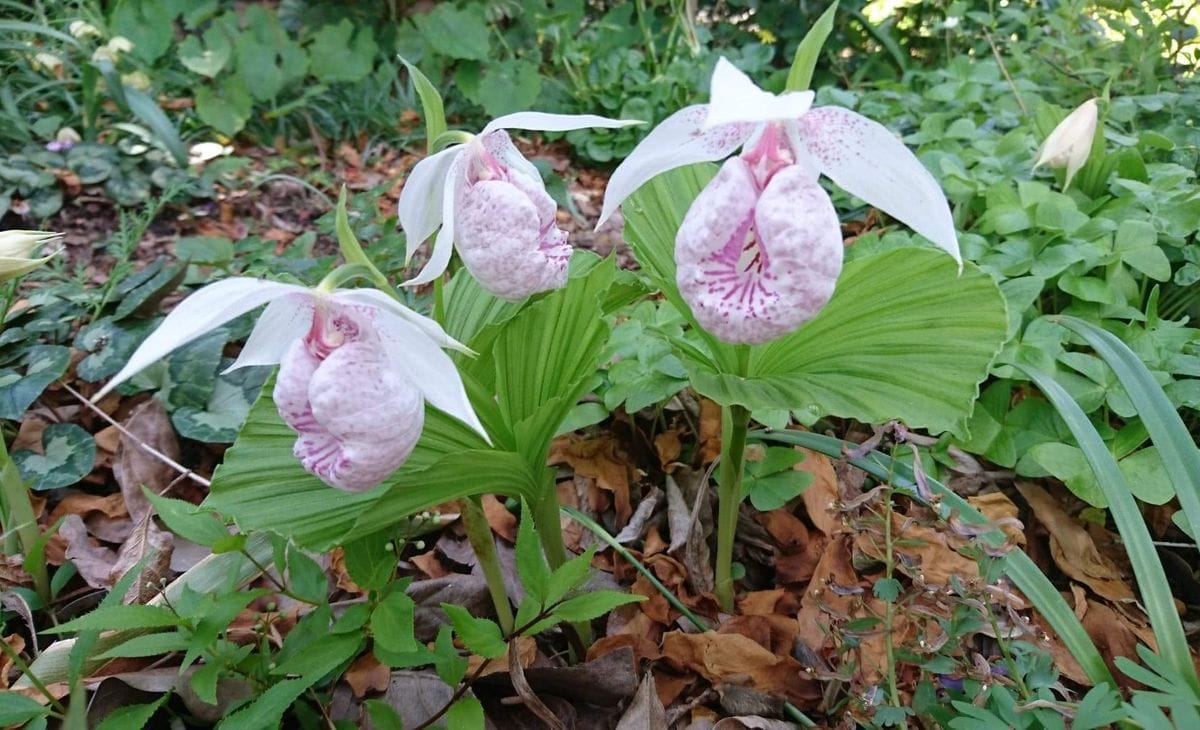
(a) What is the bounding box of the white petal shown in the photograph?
[597,105,753,227]
[368,311,489,441]
[402,152,464,287]
[225,293,315,371]
[332,288,474,355]
[797,107,961,264]
[705,57,814,129]
[482,130,541,186]
[94,278,307,401]
[399,146,463,265]
[482,111,640,135]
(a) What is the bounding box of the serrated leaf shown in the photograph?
[442,604,506,658]
[144,489,228,546]
[873,577,902,602]
[545,547,596,606]
[96,631,189,659]
[342,531,396,592]
[515,511,550,605]
[216,677,308,730]
[308,19,376,83]
[412,5,490,60]
[44,604,182,634]
[371,591,418,655]
[94,697,165,730]
[446,697,485,729]
[551,591,644,623]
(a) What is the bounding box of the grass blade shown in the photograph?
[1016,365,1199,695]
[1058,316,1200,557]
[754,429,1116,689]
[123,86,188,167]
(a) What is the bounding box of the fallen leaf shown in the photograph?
[796,446,839,536]
[655,430,683,468]
[112,513,173,603]
[467,635,536,678]
[480,495,518,543]
[665,469,713,595]
[0,635,24,689]
[1017,482,1134,603]
[112,398,180,524]
[381,670,479,729]
[616,673,667,730]
[967,491,1025,546]
[718,614,798,656]
[714,718,799,730]
[615,487,662,545]
[697,399,722,463]
[345,652,390,697]
[1080,599,1158,690]
[661,631,819,705]
[508,638,565,730]
[60,514,118,589]
[549,436,635,526]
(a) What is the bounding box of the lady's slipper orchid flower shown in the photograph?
[599,58,960,344]
[399,112,639,300]
[1034,98,1098,189]
[94,279,486,493]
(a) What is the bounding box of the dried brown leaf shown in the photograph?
[616,673,668,730]
[112,399,180,523]
[661,631,819,705]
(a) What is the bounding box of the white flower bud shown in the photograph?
[1035,99,1098,189]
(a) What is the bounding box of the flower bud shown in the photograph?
[0,230,60,282]
[68,20,101,39]
[1035,98,1098,189]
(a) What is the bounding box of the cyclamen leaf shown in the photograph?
[442,604,506,659]
[551,591,645,623]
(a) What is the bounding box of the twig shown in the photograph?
[58,382,211,489]
[984,29,1028,116]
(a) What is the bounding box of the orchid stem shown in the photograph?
[0,437,49,603]
[532,478,593,649]
[462,495,514,634]
[714,403,749,612]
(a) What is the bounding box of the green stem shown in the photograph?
[714,404,749,611]
[532,478,591,650]
[881,489,901,707]
[0,437,49,602]
[461,496,514,634]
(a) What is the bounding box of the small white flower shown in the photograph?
[68,20,102,39]
[31,52,63,73]
[943,16,961,29]
[188,142,233,165]
[1035,98,1098,189]
[121,71,151,91]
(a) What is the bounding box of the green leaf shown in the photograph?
[143,489,229,547]
[12,423,95,491]
[342,531,396,592]
[95,631,189,659]
[401,58,447,152]
[364,700,404,730]
[371,591,418,655]
[442,605,506,658]
[287,546,328,604]
[0,344,70,420]
[270,631,360,677]
[786,1,839,91]
[873,577,902,602]
[44,605,182,634]
[0,691,50,725]
[551,590,644,623]
[111,0,176,61]
[412,5,490,61]
[1058,316,1200,561]
[431,625,468,686]
[308,19,377,83]
[123,86,188,167]
[545,547,597,606]
[446,697,485,729]
[464,59,542,118]
[624,166,1007,434]
[206,376,537,548]
[195,79,253,136]
[1115,219,1170,281]
[216,677,309,729]
[178,23,233,77]
[1016,365,1198,696]
[171,364,269,443]
[515,509,550,605]
[75,319,151,383]
[94,697,165,730]
[174,236,233,265]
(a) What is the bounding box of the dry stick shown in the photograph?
[59,382,212,489]
[984,29,1029,117]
